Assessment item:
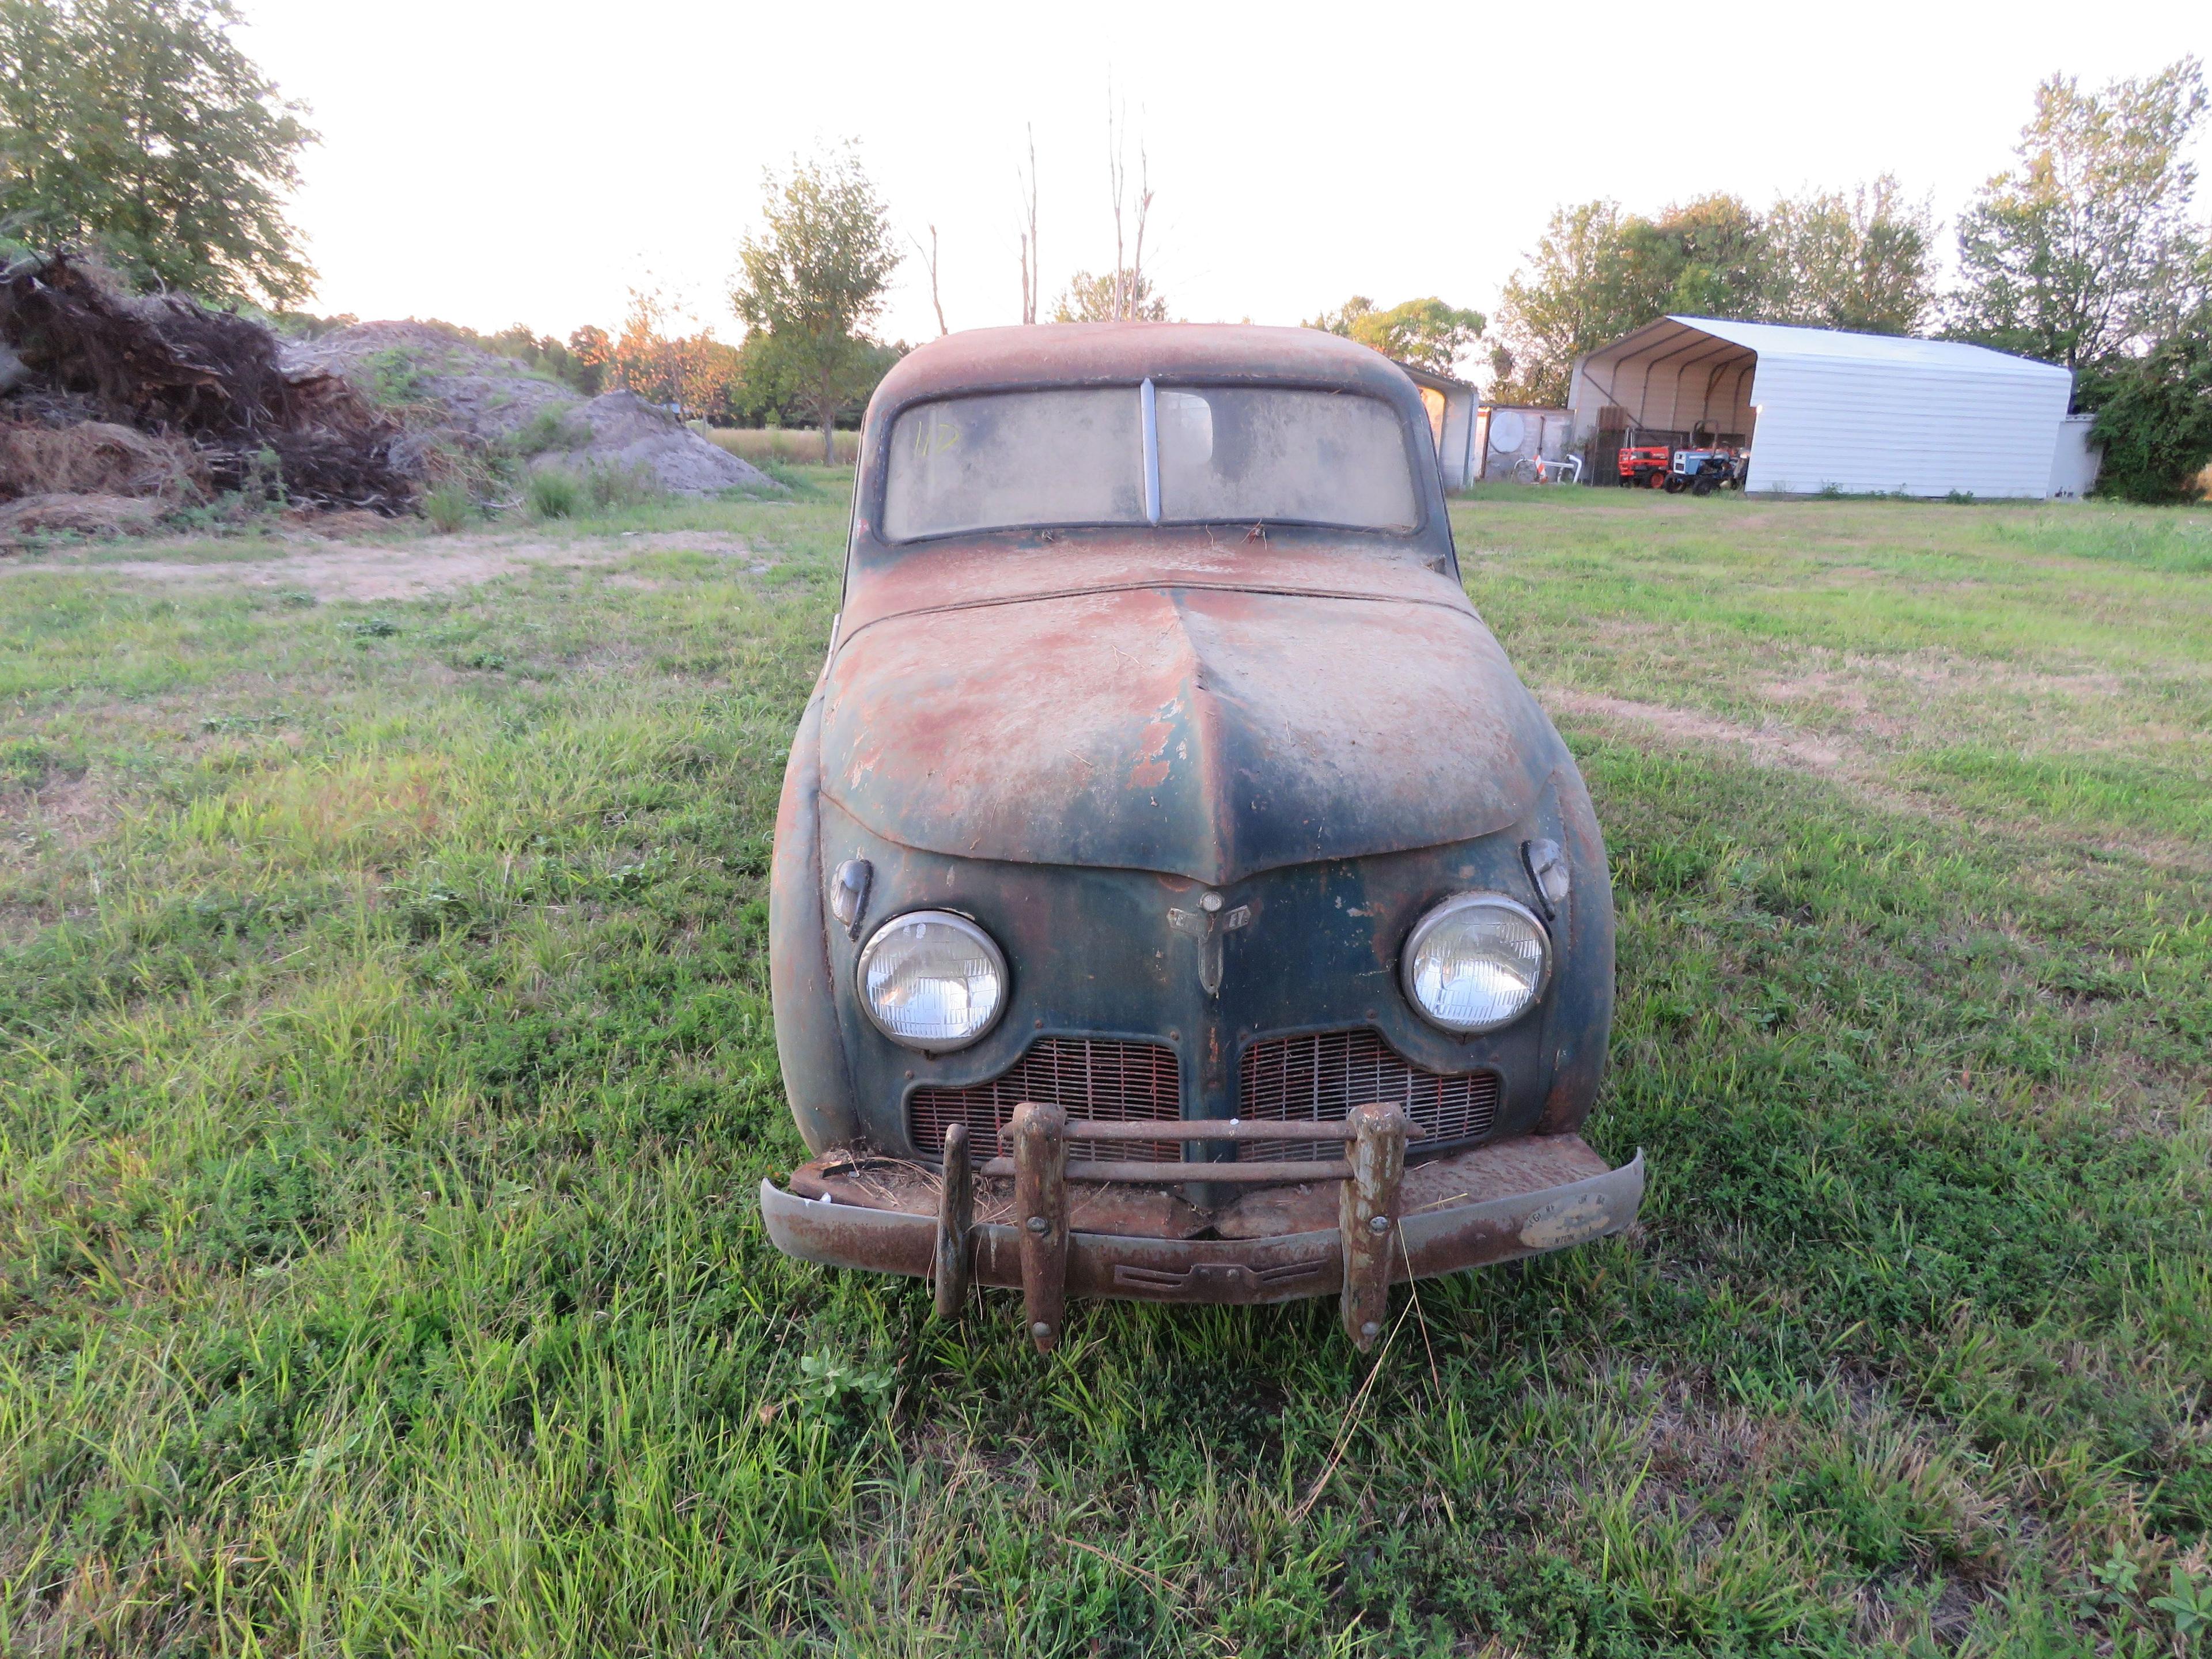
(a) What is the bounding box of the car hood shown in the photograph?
[817,580,1556,885]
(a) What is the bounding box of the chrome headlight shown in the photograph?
[856,910,1007,1050]
[1402,893,1551,1033]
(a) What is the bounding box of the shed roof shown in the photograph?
[1592,316,2068,384]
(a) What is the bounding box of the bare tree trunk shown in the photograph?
[915,225,949,336]
[1131,142,1152,321]
[819,373,835,465]
[1018,125,1040,325]
[1107,90,1127,319]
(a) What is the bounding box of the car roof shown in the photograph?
[873,321,1415,406]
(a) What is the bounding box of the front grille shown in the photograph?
[908,1036,1182,1162]
[1239,1029,1499,1160]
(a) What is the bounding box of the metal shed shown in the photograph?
[1569,316,2082,498]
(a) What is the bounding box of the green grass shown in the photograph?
[1,481,2207,1655]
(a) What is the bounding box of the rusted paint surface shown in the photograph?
[932,1122,972,1319]
[1012,1102,1069,1351]
[1338,1104,1408,1349]
[758,1140,1644,1306]
[820,581,1548,885]
[782,1133,1614,1241]
[766,682,861,1153]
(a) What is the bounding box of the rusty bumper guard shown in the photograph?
[762,1103,1644,1353]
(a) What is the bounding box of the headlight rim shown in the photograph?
[1400,891,1553,1035]
[854,907,1010,1052]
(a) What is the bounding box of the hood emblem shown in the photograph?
[1167,892,1252,997]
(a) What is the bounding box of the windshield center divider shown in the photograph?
[1141,378,1161,525]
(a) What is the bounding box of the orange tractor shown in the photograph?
[1616,444,1672,488]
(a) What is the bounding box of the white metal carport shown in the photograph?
[1569,316,2080,498]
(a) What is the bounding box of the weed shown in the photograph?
[338,615,400,638]
[583,461,660,510]
[526,468,585,518]
[0,735,58,786]
[421,480,475,532]
[362,346,429,408]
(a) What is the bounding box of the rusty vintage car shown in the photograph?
[762,323,1643,1352]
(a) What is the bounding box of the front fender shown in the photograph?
[769,680,863,1153]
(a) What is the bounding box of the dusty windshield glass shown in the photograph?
[883,389,1144,540]
[882,386,1420,540]
[1156,388,1417,529]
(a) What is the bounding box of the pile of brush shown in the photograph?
[0,250,419,540]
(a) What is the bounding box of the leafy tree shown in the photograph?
[1951,58,2207,368]
[1306,296,1486,374]
[1487,200,1645,406]
[1761,176,1935,334]
[0,0,316,306]
[730,329,902,429]
[1305,295,1376,336]
[730,147,902,463]
[566,325,613,396]
[603,286,737,421]
[1052,268,1169,323]
[2080,297,2212,501]
[1617,194,1767,321]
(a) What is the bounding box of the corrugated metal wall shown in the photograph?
[1744,358,2073,498]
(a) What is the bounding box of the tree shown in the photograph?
[604,286,740,421]
[728,328,903,430]
[1487,200,1644,406]
[566,325,613,396]
[1762,176,1936,334]
[1951,58,2207,368]
[1052,268,1168,323]
[730,147,902,462]
[1305,296,1376,337]
[0,0,316,306]
[2080,296,2212,501]
[1307,295,1484,374]
[1616,194,1766,321]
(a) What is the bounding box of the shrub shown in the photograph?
[421,481,474,532]
[2085,304,2212,503]
[526,469,584,519]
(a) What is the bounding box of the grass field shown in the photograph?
[2,482,2208,1656]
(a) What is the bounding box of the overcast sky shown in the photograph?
[238,0,2211,353]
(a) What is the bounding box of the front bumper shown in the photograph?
[761,1115,1643,1352]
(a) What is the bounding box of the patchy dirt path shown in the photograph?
[1538,683,2210,873]
[3,529,768,602]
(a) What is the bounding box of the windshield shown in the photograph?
[882,385,1419,541]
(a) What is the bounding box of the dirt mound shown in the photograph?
[287,325,780,498]
[0,491,165,543]
[281,322,579,444]
[529,391,778,495]
[0,419,204,501]
[0,253,415,512]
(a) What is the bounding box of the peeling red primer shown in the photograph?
[1127,699,1181,790]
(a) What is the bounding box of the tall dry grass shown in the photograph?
[705,426,859,467]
